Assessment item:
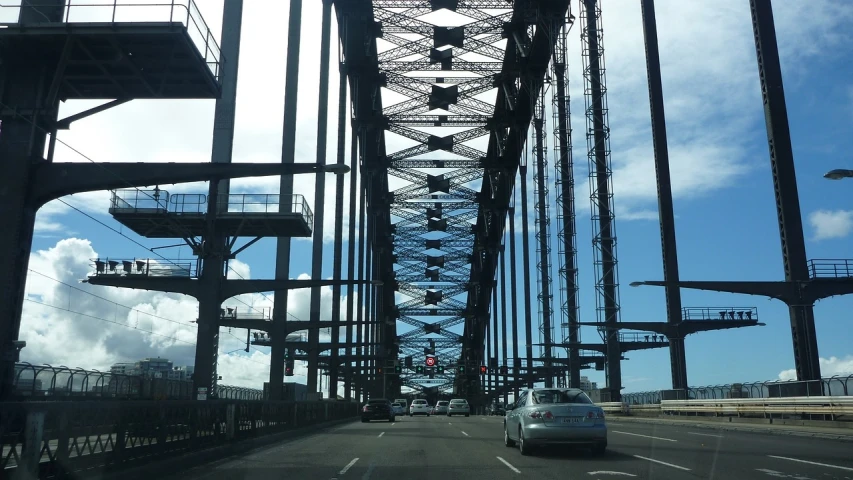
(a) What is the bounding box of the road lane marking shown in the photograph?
[755,468,814,478]
[461,431,469,436]
[362,460,376,479]
[633,455,691,471]
[378,432,385,438]
[613,430,678,442]
[587,472,636,477]
[448,422,452,425]
[687,432,722,438]
[340,458,359,474]
[768,455,853,472]
[496,456,521,473]
[391,423,396,426]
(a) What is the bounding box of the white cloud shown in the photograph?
[778,355,853,381]
[19,238,364,392]
[808,209,853,240]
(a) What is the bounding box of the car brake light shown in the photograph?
[363,406,369,412]
[528,410,553,420]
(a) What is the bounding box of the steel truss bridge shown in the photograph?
[2,0,851,418]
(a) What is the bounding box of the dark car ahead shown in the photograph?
[361,398,396,422]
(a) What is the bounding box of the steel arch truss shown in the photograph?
[339,0,571,397]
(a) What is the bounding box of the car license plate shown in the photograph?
[561,417,581,424]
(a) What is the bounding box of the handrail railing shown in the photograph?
[681,306,758,321]
[1,1,221,79]
[622,375,853,404]
[110,189,314,227]
[597,397,853,419]
[89,257,197,277]
[12,362,262,400]
[808,259,853,278]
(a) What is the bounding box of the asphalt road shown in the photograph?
[165,415,853,480]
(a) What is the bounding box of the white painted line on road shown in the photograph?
[768,455,853,472]
[461,431,470,437]
[587,472,636,477]
[339,457,359,475]
[687,432,722,438]
[448,422,452,425]
[378,432,385,438]
[496,456,521,473]
[633,455,691,471]
[392,423,396,426]
[613,430,678,442]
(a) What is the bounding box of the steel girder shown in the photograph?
[464,0,572,390]
[336,0,569,397]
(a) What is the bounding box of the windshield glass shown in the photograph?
[367,399,387,404]
[413,400,427,404]
[532,389,593,405]
[437,401,448,406]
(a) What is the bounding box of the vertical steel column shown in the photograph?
[492,279,499,398]
[552,13,581,389]
[581,0,622,401]
[194,0,244,399]
[364,178,374,394]
[307,0,333,394]
[345,127,358,400]
[519,165,535,388]
[485,297,491,397]
[271,0,303,400]
[500,240,508,404]
[330,6,349,399]
[0,0,66,401]
[355,158,367,401]
[533,90,554,388]
[640,0,687,390]
[749,0,820,383]
[508,193,520,386]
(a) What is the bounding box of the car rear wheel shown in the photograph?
[518,427,532,456]
[465,414,469,417]
[591,443,606,455]
[504,426,515,447]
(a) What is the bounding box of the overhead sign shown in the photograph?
[425,356,436,367]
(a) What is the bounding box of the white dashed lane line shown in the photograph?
[496,456,521,473]
[339,458,359,475]
[461,431,469,437]
[377,432,385,438]
[612,430,678,442]
[632,455,691,471]
[768,455,853,472]
[687,431,722,438]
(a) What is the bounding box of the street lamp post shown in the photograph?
[823,169,853,180]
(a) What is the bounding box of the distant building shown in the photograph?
[110,357,194,380]
[580,376,597,392]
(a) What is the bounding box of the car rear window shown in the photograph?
[532,389,593,404]
[413,400,427,404]
[450,400,466,404]
[437,401,448,406]
[368,399,388,404]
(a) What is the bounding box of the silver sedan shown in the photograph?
[503,388,607,456]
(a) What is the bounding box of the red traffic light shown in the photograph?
[480,365,487,373]
[425,356,436,367]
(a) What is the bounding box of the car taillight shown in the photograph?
[587,410,605,419]
[528,410,553,420]
[362,406,369,412]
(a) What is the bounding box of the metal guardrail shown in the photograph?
[681,306,757,321]
[808,259,853,278]
[2,399,360,478]
[90,258,197,277]
[12,363,263,401]
[597,396,853,420]
[622,375,853,404]
[0,1,221,79]
[109,189,315,226]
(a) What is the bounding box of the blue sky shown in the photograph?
[18,0,853,394]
